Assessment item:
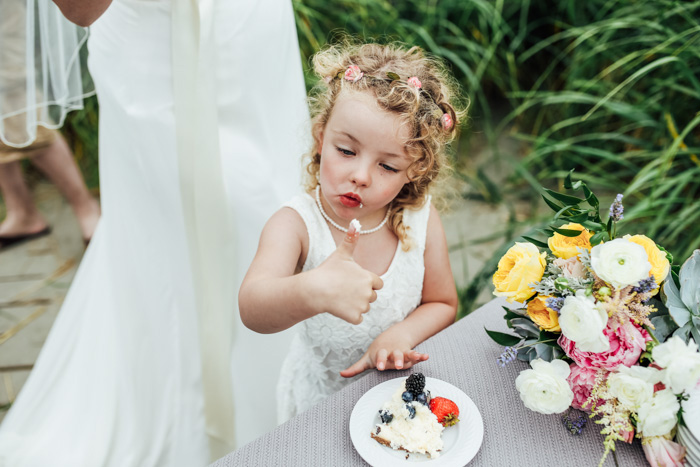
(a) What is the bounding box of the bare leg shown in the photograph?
[0,160,48,236]
[29,135,101,241]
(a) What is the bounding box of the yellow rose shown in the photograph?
[493,242,547,303]
[526,295,561,332]
[548,223,593,259]
[625,234,670,287]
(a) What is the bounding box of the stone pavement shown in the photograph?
[0,181,87,423]
[0,175,515,423]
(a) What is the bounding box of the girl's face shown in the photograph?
[317,90,413,227]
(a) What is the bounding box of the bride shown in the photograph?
[0,0,309,465]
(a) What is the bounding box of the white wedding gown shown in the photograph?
[0,0,309,465]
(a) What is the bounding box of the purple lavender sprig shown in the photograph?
[562,408,588,435]
[545,297,565,314]
[632,275,657,294]
[609,194,624,222]
[497,346,518,367]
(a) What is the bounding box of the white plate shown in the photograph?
[349,377,484,467]
[683,387,700,441]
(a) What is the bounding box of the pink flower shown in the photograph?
[620,428,635,443]
[441,113,453,130]
[559,319,651,371]
[642,435,686,467]
[553,257,587,280]
[567,363,603,411]
[407,76,422,88]
[344,65,364,82]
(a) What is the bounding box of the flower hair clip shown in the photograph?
[326,66,455,131]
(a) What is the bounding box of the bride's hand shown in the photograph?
[308,223,383,325]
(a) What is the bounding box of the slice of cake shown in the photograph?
[370,373,459,459]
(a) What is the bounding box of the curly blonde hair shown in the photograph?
[304,41,467,250]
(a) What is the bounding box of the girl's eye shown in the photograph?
[336,147,355,156]
[380,163,399,173]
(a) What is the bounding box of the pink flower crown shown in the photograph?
[325,65,454,131]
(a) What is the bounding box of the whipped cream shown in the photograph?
[350,218,362,233]
[374,382,444,458]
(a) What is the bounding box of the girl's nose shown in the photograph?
[350,162,371,187]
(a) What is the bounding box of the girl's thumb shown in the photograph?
[335,219,361,259]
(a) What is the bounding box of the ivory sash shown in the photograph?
[171,0,236,458]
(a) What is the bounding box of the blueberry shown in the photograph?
[379,409,393,424]
[405,404,416,419]
[401,391,414,402]
[416,392,427,405]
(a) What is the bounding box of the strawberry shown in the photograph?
[429,397,460,427]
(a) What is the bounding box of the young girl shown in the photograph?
[239,42,465,421]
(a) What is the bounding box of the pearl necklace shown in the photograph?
[315,185,390,235]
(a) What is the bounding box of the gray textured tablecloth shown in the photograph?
[212,298,647,466]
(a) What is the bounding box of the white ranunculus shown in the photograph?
[558,290,610,353]
[515,359,574,415]
[607,365,660,409]
[590,238,651,289]
[652,336,700,394]
[636,389,680,437]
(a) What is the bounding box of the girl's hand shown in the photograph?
[339,338,429,378]
[309,223,383,325]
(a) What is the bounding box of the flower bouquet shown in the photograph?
[488,172,700,466]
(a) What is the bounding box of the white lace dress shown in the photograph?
[277,193,431,422]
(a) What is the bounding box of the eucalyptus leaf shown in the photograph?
[534,343,555,361]
[664,263,692,328]
[511,317,540,338]
[386,72,400,80]
[650,315,678,342]
[678,250,700,315]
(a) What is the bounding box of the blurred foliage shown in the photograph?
[61,0,700,316]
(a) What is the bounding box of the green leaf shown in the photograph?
[538,330,561,345]
[590,231,609,245]
[521,236,549,249]
[583,185,599,208]
[564,171,574,189]
[552,227,585,237]
[542,194,565,213]
[386,72,400,80]
[581,220,605,231]
[543,188,586,206]
[485,328,522,346]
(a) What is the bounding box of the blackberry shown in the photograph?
[401,391,414,403]
[379,409,393,424]
[405,404,416,419]
[405,373,425,395]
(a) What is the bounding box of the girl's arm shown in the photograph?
[52,0,112,27]
[341,204,458,377]
[239,207,383,334]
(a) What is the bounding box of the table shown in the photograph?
[212,298,647,466]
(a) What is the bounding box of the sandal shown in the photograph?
[0,226,52,251]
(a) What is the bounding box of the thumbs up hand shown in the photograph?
[309,220,383,325]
